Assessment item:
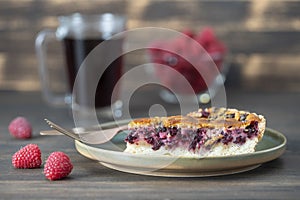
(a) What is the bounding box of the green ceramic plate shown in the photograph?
[75,121,286,177]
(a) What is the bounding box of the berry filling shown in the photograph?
[125,121,259,152]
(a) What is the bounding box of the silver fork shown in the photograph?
[43,119,128,144]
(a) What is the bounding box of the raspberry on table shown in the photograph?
[8,117,32,139]
[12,144,42,169]
[44,152,73,181]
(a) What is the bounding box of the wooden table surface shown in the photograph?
[0,89,299,200]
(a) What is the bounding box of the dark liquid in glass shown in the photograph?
[63,37,123,108]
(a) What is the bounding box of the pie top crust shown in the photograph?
[128,107,265,130]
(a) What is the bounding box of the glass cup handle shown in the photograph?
[35,29,69,106]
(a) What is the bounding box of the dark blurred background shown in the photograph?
[0,0,299,93]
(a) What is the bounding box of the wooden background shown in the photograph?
[0,0,299,93]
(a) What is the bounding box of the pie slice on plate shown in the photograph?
[124,107,266,157]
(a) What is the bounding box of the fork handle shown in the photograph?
[40,130,63,136]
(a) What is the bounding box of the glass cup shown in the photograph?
[35,13,126,121]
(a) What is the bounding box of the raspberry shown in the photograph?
[181,29,194,38]
[44,152,73,181]
[12,144,42,169]
[8,117,32,139]
[195,27,216,48]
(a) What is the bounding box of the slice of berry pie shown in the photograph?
[124,107,266,157]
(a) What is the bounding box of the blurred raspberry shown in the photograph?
[8,117,32,139]
[195,27,216,48]
[182,29,194,38]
